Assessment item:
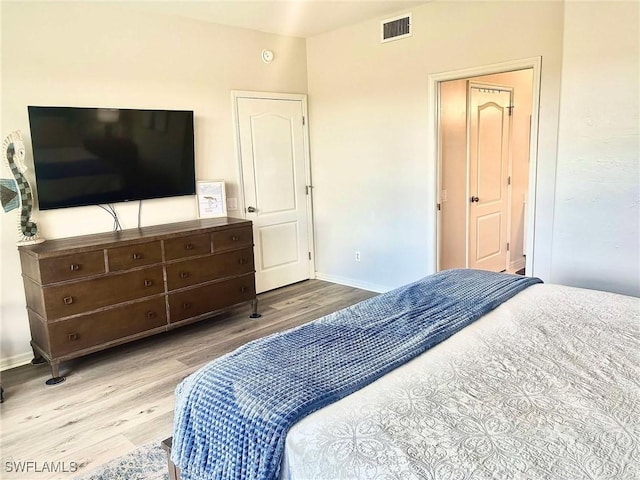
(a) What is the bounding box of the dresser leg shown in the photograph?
[45,362,65,386]
[249,298,261,318]
[30,345,46,365]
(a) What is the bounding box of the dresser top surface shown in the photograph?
[19,217,251,257]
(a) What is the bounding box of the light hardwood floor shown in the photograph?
[0,280,376,479]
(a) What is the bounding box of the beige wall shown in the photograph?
[552,1,639,296]
[308,1,563,291]
[439,70,532,271]
[439,79,467,270]
[0,1,308,367]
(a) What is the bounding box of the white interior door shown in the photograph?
[468,84,512,272]
[235,94,312,293]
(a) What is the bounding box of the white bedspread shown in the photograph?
[281,284,640,480]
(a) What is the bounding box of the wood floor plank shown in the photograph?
[121,410,175,446]
[0,280,376,478]
[54,434,136,480]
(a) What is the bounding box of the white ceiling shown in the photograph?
[134,1,428,38]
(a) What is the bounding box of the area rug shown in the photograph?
[74,441,168,480]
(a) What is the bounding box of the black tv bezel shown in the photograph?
[27,105,196,211]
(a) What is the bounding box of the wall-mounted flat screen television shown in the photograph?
[28,106,196,210]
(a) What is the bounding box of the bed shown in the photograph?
[169,269,640,480]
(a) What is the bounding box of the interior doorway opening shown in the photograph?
[436,67,536,275]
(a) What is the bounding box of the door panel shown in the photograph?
[475,212,502,261]
[252,114,297,213]
[236,96,311,293]
[468,86,511,272]
[259,222,300,270]
[477,104,504,204]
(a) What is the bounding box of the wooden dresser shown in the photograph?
[18,217,257,384]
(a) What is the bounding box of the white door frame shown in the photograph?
[429,57,541,276]
[231,90,316,281]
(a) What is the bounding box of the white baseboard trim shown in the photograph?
[1,351,33,372]
[315,272,390,293]
[510,256,526,272]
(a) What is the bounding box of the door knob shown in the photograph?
[247,206,256,213]
[470,196,479,203]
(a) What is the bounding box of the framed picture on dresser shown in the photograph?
[196,180,227,218]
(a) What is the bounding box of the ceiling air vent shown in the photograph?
[381,13,412,43]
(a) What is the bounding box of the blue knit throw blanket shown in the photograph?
[172,269,542,480]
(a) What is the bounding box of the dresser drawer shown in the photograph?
[164,233,211,261]
[168,274,256,323]
[212,226,253,252]
[108,241,162,271]
[39,251,105,284]
[48,297,167,357]
[43,266,164,320]
[165,248,255,291]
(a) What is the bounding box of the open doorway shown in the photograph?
[439,69,533,273]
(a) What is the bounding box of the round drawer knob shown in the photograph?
[63,296,74,305]
[143,279,154,287]
[69,264,80,271]
[146,311,157,319]
[179,271,190,279]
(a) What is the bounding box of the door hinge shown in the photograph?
[437,203,441,211]
[507,105,515,116]
[302,116,305,126]
[507,242,510,251]
[305,185,313,195]
[308,252,312,260]
[507,176,511,186]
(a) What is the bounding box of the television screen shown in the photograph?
[28,106,196,210]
